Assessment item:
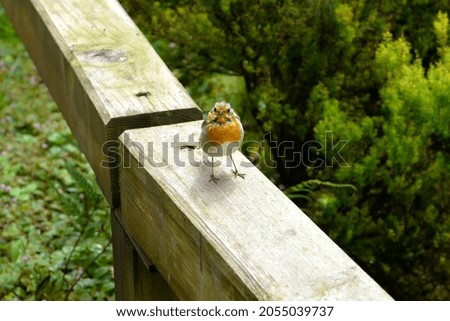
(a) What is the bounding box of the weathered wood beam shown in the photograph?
[119,121,393,300]
[1,0,202,206]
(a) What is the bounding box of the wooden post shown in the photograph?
[111,209,177,300]
[119,122,393,300]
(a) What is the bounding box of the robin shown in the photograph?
[200,101,245,183]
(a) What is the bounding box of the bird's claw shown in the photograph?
[209,174,219,183]
[231,170,246,179]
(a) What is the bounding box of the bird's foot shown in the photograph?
[209,174,220,183]
[231,170,246,179]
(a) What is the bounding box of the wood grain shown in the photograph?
[1,0,202,206]
[119,121,393,300]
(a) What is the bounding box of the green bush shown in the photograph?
[312,26,450,300]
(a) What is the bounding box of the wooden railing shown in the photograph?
[2,0,393,300]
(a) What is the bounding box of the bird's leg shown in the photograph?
[209,157,219,183]
[230,154,245,179]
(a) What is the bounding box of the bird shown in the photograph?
[200,101,245,183]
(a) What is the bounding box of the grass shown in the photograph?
[0,7,114,300]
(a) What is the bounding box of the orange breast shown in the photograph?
[207,119,242,145]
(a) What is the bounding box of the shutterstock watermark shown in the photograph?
[100,131,349,169]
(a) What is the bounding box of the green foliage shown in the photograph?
[120,0,450,299]
[284,179,356,215]
[0,7,114,300]
[315,27,450,300]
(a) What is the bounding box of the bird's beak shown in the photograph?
[217,115,226,124]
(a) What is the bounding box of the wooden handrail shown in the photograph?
[1,0,201,207]
[1,0,393,300]
[118,122,392,300]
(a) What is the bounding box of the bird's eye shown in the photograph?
[213,107,217,113]
[227,108,232,114]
